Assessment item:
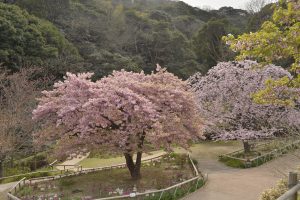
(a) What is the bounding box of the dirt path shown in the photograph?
[186,142,300,200]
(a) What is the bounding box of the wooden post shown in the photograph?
[173,186,178,198]
[158,191,164,200]
[288,172,298,200]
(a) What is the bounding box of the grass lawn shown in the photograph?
[16,154,197,200]
[190,141,242,158]
[79,149,188,168]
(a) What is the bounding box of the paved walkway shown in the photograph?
[55,152,90,171]
[0,182,16,200]
[185,143,300,200]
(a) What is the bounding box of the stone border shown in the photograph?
[7,154,206,200]
[219,140,300,168]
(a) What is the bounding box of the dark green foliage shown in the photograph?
[2,152,50,178]
[193,18,236,72]
[0,2,79,72]
[247,3,275,32]
[16,0,70,22]
[1,0,274,82]
[17,153,48,171]
[3,0,253,79]
[212,7,250,33]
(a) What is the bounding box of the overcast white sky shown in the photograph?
[180,0,251,9]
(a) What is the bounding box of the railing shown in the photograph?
[277,172,299,200]
[55,164,83,171]
[94,176,205,200]
[49,159,58,169]
[7,177,26,200]
[0,169,59,182]
[7,153,206,200]
[1,159,60,182]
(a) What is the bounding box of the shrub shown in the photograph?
[59,179,75,187]
[17,187,33,196]
[259,179,288,200]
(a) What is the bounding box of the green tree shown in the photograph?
[247,3,275,32]
[10,0,252,79]
[15,0,70,21]
[223,0,300,106]
[193,18,235,72]
[0,3,78,71]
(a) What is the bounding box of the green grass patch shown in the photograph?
[219,156,245,168]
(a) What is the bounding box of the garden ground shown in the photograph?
[16,154,196,199]
[1,141,300,200]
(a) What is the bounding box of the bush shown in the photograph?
[4,167,31,177]
[59,179,75,187]
[5,152,49,173]
[17,187,33,196]
[259,179,288,200]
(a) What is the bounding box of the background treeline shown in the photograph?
[0,0,274,80]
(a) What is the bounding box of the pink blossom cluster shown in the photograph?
[33,66,203,155]
[188,61,300,140]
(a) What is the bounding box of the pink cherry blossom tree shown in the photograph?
[189,61,300,153]
[33,65,203,179]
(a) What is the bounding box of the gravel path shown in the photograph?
[186,143,300,200]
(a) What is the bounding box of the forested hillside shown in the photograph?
[0,0,262,80]
[2,2,299,198]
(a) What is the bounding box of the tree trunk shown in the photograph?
[0,160,4,178]
[10,156,14,168]
[34,154,37,171]
[124,132,145,180]
[243,140,251,154]
[124,153,142,180]
[133,152,142,179]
